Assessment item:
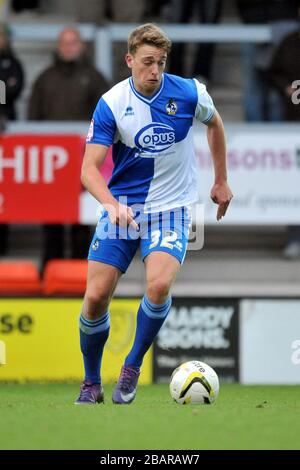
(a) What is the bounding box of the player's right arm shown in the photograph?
[81,143,138,230]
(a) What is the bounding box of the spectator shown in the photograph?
[237,0,300,122]
[0,22,24,256]
[143,0,171,22]
[28,27,109,267]
[0,23,24,121]
[268,28,300,122]
[268,26,300,258]
[167,0,223,85]
[105,0,146,82]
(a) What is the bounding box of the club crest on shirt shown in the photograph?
[166,98,178,115]
[92,239,99,251]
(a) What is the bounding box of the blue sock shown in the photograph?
[125,295,172,368]
[79,312,110,384]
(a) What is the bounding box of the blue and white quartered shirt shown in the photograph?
[86,73,215,213]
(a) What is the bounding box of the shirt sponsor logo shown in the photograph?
[134,123,175,155]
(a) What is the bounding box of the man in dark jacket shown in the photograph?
[0,23,24,256]
[236,0,300,121]
[28,28,110,267]
[268,28,300,122]
[268,26,300,258]
[0,24,24,122]
[28,27,108,120]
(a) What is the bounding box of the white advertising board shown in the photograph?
[240,299,300,384]
[195,124,300,224]
[79,124,300,225]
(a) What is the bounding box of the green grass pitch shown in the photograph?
[0,383,300,450]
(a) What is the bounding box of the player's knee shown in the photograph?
[147,278,171,304]
[83,288,111,318]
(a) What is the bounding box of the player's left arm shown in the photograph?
[206,110,233,221]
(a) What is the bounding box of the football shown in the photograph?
[170,360,219,405]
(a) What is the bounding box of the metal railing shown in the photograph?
[11,23,272,81]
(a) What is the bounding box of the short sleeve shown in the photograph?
[86,97,116,146]
[193,79,215,124]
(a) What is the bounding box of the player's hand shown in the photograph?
[107,202,139,230]
[210,182,233,221]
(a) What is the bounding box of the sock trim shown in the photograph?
[79,312,110,335]
[142,295,172,319]
[80,312,109,327]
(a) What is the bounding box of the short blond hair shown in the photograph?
[128,23,172,55]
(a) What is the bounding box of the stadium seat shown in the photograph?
[43,259,88,295]
[0,261,42,295]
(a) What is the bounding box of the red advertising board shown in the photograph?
[0,134,83,223]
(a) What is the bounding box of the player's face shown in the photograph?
[126,45,167,96]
